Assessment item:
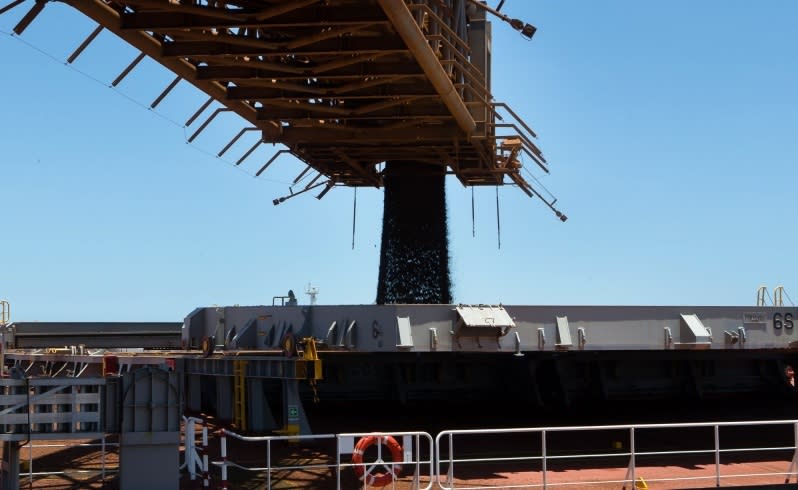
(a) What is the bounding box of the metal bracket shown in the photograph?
[577,327,587,348]
[325,321,338,346]
[344,320,357,348]
[723,330,740,345]
[738,326,747,346]
[513,331,523,357]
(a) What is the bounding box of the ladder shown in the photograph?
[233,360,247,431]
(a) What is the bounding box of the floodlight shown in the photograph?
[521,24,537,40]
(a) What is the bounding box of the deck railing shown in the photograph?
[213,428,434,489]
[436,419,798,489]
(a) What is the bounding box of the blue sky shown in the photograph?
[2,1,797,321]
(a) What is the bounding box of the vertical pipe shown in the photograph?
[28,441,33,486]
[202,421,209,488]
[221,429,228,490]
[630,427,636,488]
[715,424,720,487]
[471,187,475,237]
[791,422,798,484]
[496,186,501,249]
[352,188,357,250]
[376,435,383,483]
[448,433,454,485]
[336,436,341,490]
[414,434,420,488]
[541,430,547,489]
[267,439,272,489]
[101,435,106,484]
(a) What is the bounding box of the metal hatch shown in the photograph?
[454,305,515,337]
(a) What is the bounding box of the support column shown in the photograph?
[247,378,277,432]
[186,374,201,413]
[282,379,310,435]
[119,367,181,490]
[376,161,451,304]
[1,441,21,490]
[215,376,233,422]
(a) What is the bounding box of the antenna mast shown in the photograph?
[305,284,319,306]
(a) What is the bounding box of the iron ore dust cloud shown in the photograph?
[376,161,452,305]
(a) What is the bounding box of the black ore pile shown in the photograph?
[376,161,452,304]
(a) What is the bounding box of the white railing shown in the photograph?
[0,377,105,438]
[189,419,798,489]
[180,416,209,487]
[436,419,798,489]
[338,431,435,490]
[21,437,118,486]
[213,428,434,489]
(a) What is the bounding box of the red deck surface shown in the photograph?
[433,459,796,489]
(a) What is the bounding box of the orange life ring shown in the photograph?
[351,435,403,487]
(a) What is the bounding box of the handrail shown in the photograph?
[181,416,209,486]
[436,419,798,489]
[193,419,798,488]
[213,428,434,490]
[22,437,118,487]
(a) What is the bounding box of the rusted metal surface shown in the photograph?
[4,0,560,212]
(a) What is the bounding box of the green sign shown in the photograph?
[288,406,299,419]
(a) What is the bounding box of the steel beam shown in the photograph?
[150,75,181,109]
[111,52,146,87]
[0,0,25,16]
[63,0,280,139]
[162,37,407,57]
[378,0,476,137]
[275,126,460,145]
[67,25,104,64]
[12,0,45,35]
[227,85,436,101]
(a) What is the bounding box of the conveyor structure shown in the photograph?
[0,0,565,218]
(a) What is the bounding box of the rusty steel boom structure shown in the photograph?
[4,0,563,207]
[3,0,565,303]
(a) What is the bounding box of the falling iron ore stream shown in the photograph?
[376,161,452,305]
